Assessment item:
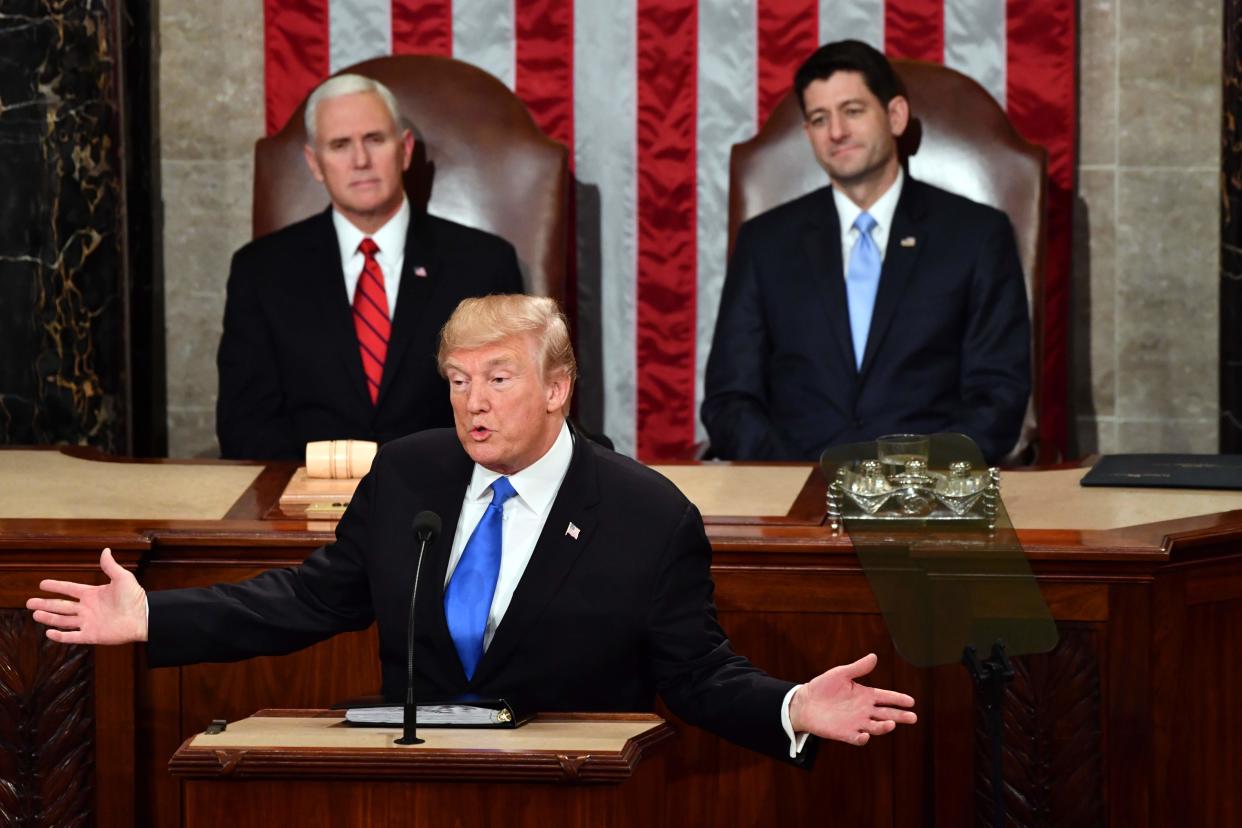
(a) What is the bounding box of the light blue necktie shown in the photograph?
[845,212,881,370]
[444,476,517,679]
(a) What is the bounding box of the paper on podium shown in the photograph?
[346,703,519,727]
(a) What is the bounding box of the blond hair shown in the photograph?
[304,74,403,144]
[438,294,577,381]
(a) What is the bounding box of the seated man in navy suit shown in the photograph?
[29,295,916,764]
[702,40,1030,464]
[216,73,523,459]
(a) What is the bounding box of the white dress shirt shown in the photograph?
[442,420,809,757]
[332,196,410,318]
[832,167,904,273]
[443,420,575,650]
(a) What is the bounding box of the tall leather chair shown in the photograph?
[253,55,569,300]
[728,60,1047,464]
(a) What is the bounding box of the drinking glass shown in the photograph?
[877,433,930,477]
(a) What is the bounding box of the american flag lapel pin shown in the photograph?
[565,522,581,540]
[414,265,428,278]
[900,236,917,248]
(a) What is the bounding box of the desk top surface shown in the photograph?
[0,449,262,521]
[5,448,1242,560]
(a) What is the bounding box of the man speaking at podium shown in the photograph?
[28,295,915,763]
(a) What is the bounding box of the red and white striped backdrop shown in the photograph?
[263,0,1075,461]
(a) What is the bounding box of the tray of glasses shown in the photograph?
[826,459,1000,529]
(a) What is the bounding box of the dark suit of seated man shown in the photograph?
[216,73,523,460]
[29,295,916,764]
[702,40,1029,465]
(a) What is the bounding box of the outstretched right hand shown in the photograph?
[788,653,917,746]
[26,548,148,645]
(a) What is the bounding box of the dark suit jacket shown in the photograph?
[216,208,524,459]
[148,427,805,763]
[702,177,1030,464]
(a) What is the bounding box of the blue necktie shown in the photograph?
[444,477,517,679]
[845,212,881,370]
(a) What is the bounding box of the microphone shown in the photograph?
[395,510,441,746]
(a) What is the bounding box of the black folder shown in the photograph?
[1080,454,1242,490]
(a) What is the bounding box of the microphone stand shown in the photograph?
[395,512,439,745]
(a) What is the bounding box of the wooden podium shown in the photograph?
[168,711,674,827]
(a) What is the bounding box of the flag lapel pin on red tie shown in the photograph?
[565,522,580,540]
[414,265,428,278]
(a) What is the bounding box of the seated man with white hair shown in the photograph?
[30,294,917,765]
[216,73,523,459]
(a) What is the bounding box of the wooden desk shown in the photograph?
[167,711,673,827]
[2,448,1240,826]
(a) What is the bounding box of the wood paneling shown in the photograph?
[0,610,94,827]
[171,713,673,827]
[974,626,1104,827]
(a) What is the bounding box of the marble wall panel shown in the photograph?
[1118,0,1220,169]
[164,300,221,428]
[1081,416,1120,455]
[1073,0,1118,456]
[1117,418,1218,453]
[167,407,219,458]
[160,0,266,160]
[1114,171,1218,430]
[161,156,251,451]
[1071,0,1221,455]
[1073,170,1118,416]
[160,0,264,457]
[161,159,253,296]
[1079,0,1118,168]
[1070,170,1118,455]
[0,0,127,451]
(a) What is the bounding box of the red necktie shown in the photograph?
[353,238,390,404]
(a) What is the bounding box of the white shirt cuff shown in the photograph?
[780,684,811,758]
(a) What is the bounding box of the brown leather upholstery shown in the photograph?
[727,59,1047,463]
[253,55,569,300]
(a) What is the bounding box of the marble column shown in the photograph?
[1224,0,1242,452]
[0,0,129,452]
